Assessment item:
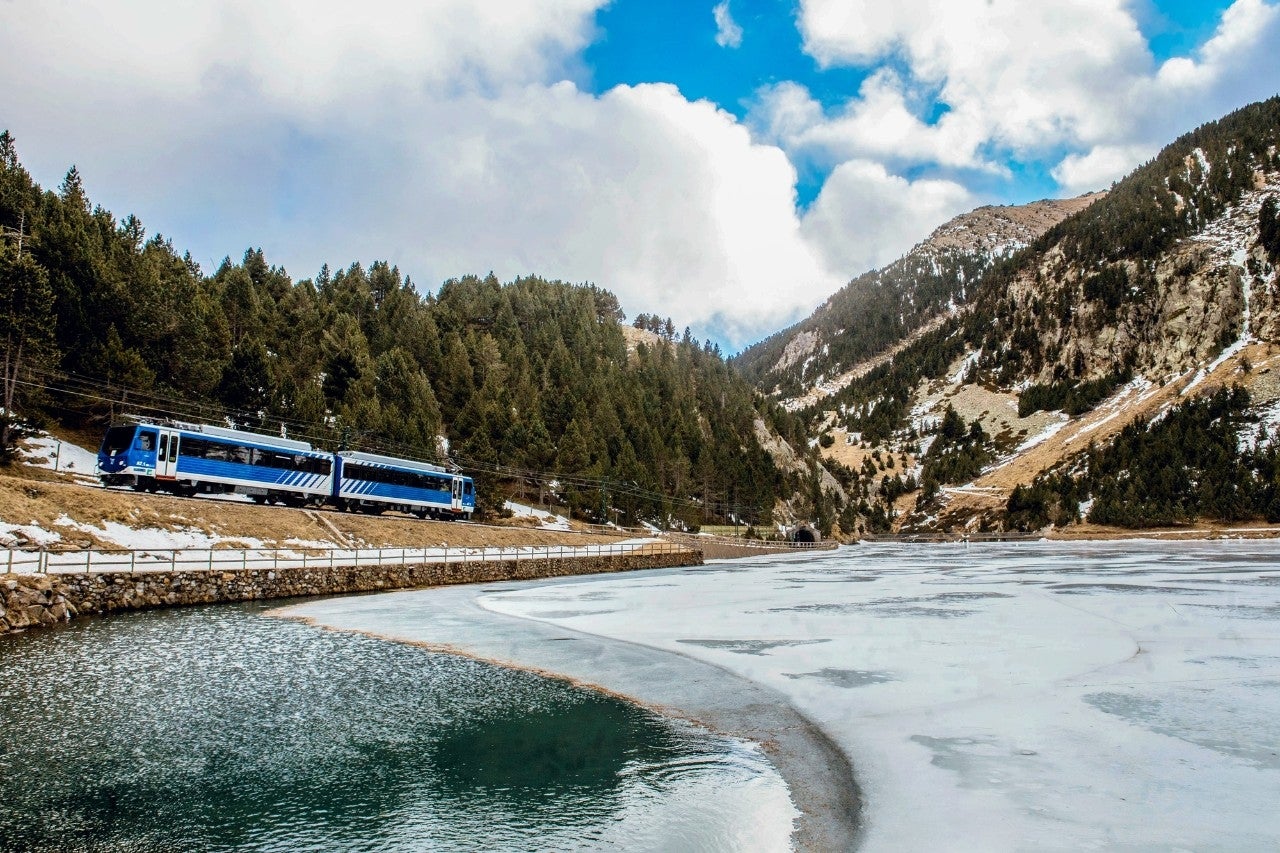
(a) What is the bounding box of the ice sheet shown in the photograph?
[471,542,1280,851]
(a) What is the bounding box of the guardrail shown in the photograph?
[2,540,689,576]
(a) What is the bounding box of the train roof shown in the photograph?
[338,450,454,475]
[126,419,316,453]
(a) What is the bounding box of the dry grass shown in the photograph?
[0,467,628,551]
[913,342,1280,532]
[819,433,916,473]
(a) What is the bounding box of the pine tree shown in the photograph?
[0,247,55,458]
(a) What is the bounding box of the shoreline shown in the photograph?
[274,572,863,852]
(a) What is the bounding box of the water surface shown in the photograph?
[0,602,788,852]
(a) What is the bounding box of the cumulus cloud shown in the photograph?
[0,0,856,349]
[751,72,998,173]
[1052,144,1158,194]
[800,161,975,276]
[789,0,1280,191]
[713,2,744,49]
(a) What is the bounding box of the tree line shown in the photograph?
[1006,386,1280,530]
[0,130,811,528]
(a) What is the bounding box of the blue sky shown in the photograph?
[584,0,1243,207]
[2,0,1276,350]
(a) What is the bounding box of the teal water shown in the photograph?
[0,603,788,852]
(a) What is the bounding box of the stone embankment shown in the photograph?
[1,549,700,636]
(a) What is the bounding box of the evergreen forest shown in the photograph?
[0,131,813,529]
[1006,387,1280,529]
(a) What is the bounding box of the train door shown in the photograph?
[155,428,180,480]
[451,476,463,513]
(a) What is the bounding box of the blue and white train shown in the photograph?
[96,420,475,520]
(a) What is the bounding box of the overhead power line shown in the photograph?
[11,370,765,519]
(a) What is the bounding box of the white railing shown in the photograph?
[1,541,688,576]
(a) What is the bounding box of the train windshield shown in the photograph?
[100,426,136,457]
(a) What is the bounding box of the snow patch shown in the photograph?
[18,433,99,477]
[504,501,573,531]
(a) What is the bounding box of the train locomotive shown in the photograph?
[96,420,475,520]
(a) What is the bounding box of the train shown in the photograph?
[96,419,476,520]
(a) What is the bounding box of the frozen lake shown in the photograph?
[286,541,1280,851]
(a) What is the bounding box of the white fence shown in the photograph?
[2,540,686,576]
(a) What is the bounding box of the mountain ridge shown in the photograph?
[772,96,1280,536]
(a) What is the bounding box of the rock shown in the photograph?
[12,586,48,606]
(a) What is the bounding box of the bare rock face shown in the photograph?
[742,191,1107,403]
[996,171,1278,386]
[919,192,1105,256]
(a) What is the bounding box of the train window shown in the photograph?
[101,427,135,456]
[302,455,332,476]
[181,437,208,458]
[345,463,433,488]
[204,442,233,462]
[158,434,169,462]
[464,482,473,496]
[137,431,156,451]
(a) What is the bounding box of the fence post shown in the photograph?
[38,547,45,575]
[208,549,214,572]
[6,548,12,574]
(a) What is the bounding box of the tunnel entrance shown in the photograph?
[792,525,819,544]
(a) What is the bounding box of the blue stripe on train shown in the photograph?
[176,458,330,492]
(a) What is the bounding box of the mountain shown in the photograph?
[733,193,1103,406]
[0,131,834,534]
[751,96,1280,536]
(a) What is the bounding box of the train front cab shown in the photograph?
[98,424,182,491]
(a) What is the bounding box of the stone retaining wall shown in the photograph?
[0,550,701,635]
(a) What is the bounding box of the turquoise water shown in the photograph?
[0,603,787,852]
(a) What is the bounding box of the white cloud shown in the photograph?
[800,160,975,276]
[713,1,744,49]
[0,0,859,349]
[751,72,998,173]
[0,0,605,104]
[1052,144,1157,194]
[382,82,844,347]
[791,0,1280,192]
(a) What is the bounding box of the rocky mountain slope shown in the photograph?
[751,97,1280,536]
[733,192,1103,406]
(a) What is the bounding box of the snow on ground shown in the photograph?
[504,500,573,531]
[345,541,1280,852]
[1012,413,1070,454]
[58,517,268,551]
[0,521,62,547]
[18,433,99,478]
[1240,397,1280,451]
